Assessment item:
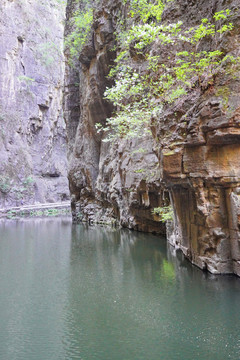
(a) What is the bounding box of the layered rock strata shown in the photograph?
[65,0,240,275]
[154,0,240,274]
[0,0,69,207]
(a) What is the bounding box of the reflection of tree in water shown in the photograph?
[1,220,240,359]
[64,224,177,359]
[70,224,171,285]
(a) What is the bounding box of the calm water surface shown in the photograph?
[0,218,240,360]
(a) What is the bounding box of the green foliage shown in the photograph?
[129,0,165,23]
[6,207,71,219]
[0,174,35,202]
[162,259,175,280]
[23,176,34,186]
[18,75,35,84]
[213,9,231,21]
[98,7,239,141]
[46,208,60,216]
[65,3,94,65]
[215,85,231,110]
[131,147,147,154]
[6,210,17,219]
[152,205,173,222]
[12,176,35,200]
[134,168,146,173]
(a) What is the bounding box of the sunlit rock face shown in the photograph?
[65,0,240,274]
[160,101,240,275]
[151,0,240,275]
[0,0,69,207]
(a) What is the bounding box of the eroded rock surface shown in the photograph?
[65,0,166,234]
[65,0,240,275]
[0,0,69,207]
[153,0,240,274]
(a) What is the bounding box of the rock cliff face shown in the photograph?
[0,0,69,207]
[153,0,240,275]
[65,0,166,234]
[65,0,240,275]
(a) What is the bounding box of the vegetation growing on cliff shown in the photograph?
[127,0,166,23]
[97,5,239,141]
[65,1,239,140]
[65,0,95,64]
[152,205,173,222]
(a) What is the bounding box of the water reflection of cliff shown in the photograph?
[65,224,240,360]
[70,224,171,285]
[2,220,240,359]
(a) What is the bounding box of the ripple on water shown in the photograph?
[0,220,240,360]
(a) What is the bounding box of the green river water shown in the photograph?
[0,217,240,360]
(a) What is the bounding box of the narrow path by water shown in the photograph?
[0,201,71,218]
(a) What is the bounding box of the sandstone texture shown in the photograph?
[0,0,69,207]
[154,0,240,275]
[65,0,240,275]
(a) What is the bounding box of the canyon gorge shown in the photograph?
[1,0,240,276]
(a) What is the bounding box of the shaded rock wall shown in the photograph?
[65,0,166,234]
[0,0,69,207]
[65,0,240,274]
[64,0,81,157]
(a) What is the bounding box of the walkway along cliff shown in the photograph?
[64,0,240,275]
